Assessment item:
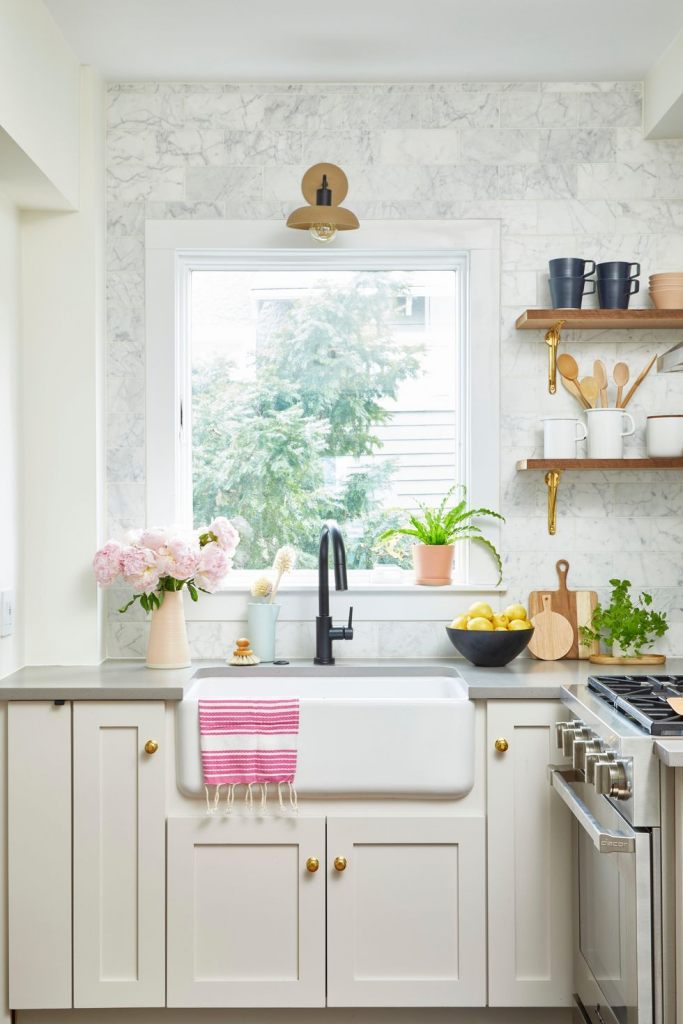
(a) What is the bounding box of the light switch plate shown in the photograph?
[1,590,14,636]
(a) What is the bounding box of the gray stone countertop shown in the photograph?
[2,656,683,701]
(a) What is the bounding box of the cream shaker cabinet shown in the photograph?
[486,700,573,1008]
[73,701,166,1008]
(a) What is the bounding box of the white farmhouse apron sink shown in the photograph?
[176,667,474,797]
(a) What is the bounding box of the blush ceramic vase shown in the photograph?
[146,591,191,669]
[412,544,454,586]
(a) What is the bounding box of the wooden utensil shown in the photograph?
[614,361,630,408]
[620,354,657,409]
[590,653,666,666]
[560,373,590,410]
[580,376,600,409]
[593,359,608,408]
[667,697,683,714]
[528,559,599,660]
[557,353,590,409]
[527,594,574,661]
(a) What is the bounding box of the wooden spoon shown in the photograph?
[614,362,630,408]
[620,354,657,410]
[557,353,591,409]
[580,376,600,409]
[593,360,608,408]
[560,374,590,410]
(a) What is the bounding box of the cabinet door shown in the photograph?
[327,816,486,1007]
[73,701,166,1008]
[487,700,572,1007]
[167,815,326,1008]
[8,701,72,1009]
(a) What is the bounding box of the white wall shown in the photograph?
[0,191,23,679]
[0,0,80,208]
[22,66,107,666]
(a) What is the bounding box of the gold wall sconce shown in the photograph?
[286,163,359,243]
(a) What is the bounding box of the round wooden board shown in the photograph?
[589,653,666,665]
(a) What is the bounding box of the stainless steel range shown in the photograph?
[552,675,680,1024]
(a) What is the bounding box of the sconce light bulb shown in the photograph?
[309,223,338,243]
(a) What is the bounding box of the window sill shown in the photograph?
[217,581,507,594]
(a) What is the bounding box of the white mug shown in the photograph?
[585,408,636,459]
[540,416,587,458]
[646,415,683,457]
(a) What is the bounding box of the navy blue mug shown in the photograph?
[597,261,640,280]
[549,258,596,278]
[549,276,596,309]
[597,277,639,310]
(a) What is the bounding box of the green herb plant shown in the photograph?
[579,578,668,656]
[379,484,505,584]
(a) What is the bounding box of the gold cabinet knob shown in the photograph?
[334,856,347,872]
[495,738,509,753]
[306,857,319,873]
[144,740,159,754]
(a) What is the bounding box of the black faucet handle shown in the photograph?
[347,606,353,630]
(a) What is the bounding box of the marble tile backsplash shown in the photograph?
[105,80,683,659]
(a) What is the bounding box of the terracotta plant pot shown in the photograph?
[412,544,454,586]
[146,591,191,669]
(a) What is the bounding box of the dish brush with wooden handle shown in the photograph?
[228,638,261,666]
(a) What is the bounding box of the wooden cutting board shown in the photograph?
[527,595,574,661]
[528,559,599,660]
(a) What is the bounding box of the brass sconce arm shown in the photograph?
[544,320,565,394]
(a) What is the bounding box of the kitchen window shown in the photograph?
[146,220,500,592]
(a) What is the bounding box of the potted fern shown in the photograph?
[380,485,504,586]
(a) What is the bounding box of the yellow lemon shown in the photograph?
[492,613,509,628]
[450,614,469,630]
[467,616,494,631]
[494,626,509,631]
[468,602,493,621]
[509,618,532,630]
[504,603,528,622]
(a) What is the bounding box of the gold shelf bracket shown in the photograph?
[545,469,562,535]
[544,320,564,394]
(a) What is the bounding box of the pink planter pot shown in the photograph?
[146,591,191,669]
[412,544,454,586]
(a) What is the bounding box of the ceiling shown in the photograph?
[44,0,683,83]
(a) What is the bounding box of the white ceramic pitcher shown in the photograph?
[585,408,636,459]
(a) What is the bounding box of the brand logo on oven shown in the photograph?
[599,836,630,852]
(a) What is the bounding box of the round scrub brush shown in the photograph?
[251,575,272,598]
[269,546,297,604]
[228,638,261,666]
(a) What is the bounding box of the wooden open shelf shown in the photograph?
[516,309,683,330]
[517,458,683,471]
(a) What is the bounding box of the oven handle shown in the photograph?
[548,765,636,854]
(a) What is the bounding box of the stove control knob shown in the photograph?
[594,759,629,800]
[556,721,584,750]
[573,736,600,771]
[586,748,611,785]
[563,723,590,757]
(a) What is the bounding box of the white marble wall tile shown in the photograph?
[460,128,538,164]
[275,621,315,660]
[658,164,683,199]
[351,201,459,220]
[106,447,146,483]
[225,130,303,165]
[107,271,145,308]
[421,93,499,129]
[647,589,683,620]
[615,484,683,517]
[502,235,559,271]
[377,621,457,660]
[616,200,683,233]
[185,92,320,130]
[498,164,577,199]
[578,92,642,128]
[577,162,656,200]
[658,236,683,267]
[147,129,225,167]
[501,270,537,306]
[107,341,144,377]
[333,621,378,659]
[106,166,185,201]
[420,165,498,201]
[187,621,229,659]
[616,128,683,164]
[500,93,577,128]
[108,589,147,621]
[107,414,145,448]
[539,129,616,163]
[617,553,683,587]
[146,201,225,219]
[303,131,380,165]
[185,167,263,201]
[106,236,144,272]
[107,130,146,165]
[108,376,145,414]
[499,413,539,447]
[457,200,537,234]
[107,307,144,347]
[224,201,290,219]
[501,339,538,376]
[570,516,652,554]
[108,622,148,658]
[107,517,145,540]
[107,88,185,131]
[502,516,576,553]
[543,480,615,518]
[107,202,145,236]
[107,482,146,518]
[541,83,642,94]
[651,519,683,552]
[462,82,540,93]
[536,553,613,589]
[536,199,616,234]
[318,93,420,130]
[380,129,459,165]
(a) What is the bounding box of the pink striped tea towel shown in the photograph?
[199,697,299,814]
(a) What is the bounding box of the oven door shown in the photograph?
[549,766,660,1024]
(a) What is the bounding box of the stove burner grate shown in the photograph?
[588,674,683,735]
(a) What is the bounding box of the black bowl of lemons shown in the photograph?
[445,602,534,667]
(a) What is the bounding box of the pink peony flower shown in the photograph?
[194,542,232,593]
[209,517,240,554]
[139,527,168,553]
[92,541,123,587]
[120,546,160,595]
[156,536,201,581]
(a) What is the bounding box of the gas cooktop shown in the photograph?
[588,675,683,735]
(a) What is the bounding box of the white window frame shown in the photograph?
[146,219,502,618]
